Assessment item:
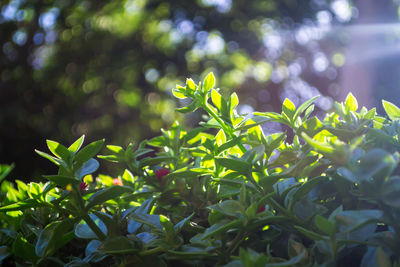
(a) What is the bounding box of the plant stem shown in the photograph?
[247,172,263,193]
[139,246,165,256]
[82,213,106,240]
[228,230,245,254]
[202,102,247,153]
[72,184,106,240]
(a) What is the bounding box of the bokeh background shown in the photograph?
[1,0,400,179]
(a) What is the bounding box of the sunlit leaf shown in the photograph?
[203,72,215,93]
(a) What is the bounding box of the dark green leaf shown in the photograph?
[0,199,39,212]
[98,236,140,254]
[335,210,383,232]
[0,246,10,264]
[355,149,398,182]
[217,136,242,154]
[294,226,326,241]
[75,139,105,166]
[201,219,242,240]
[167,168,212,179]
[215,157,251,174]
[212,178,258,191]
[86,186,132,211]
[36,219,75,257]
[12,233,37,261]
[289,176,329,210]
[139,156,176,167]
[44,175,80,187]
[0,163,14,182]
[381,176,400,207]
[35,149,68,168]
[315,215,336,236]
[160,215,175,237]
[208,200,245,218]
[92,211,115,235]
[174,213,194,233]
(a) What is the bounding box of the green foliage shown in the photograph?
[2,74,400,266]
[1,0,349,181]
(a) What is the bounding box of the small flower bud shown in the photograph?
[155,168,169,181]
[113,178,123,186]
[79,182,88,191]
[257,205,266,213]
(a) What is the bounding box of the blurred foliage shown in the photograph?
[1,0,399,178]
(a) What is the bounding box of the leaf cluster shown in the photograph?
[1,74,400,266]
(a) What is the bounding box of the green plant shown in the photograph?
[1,73,400,266]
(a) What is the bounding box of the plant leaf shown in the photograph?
[36,219,75,257]
[345,93,358,112]
[98,236,140,254]
[282,98,296,121]
[75,214,108,239]
[0,199,40,212]
[75,139,105,166]
[46,140,71,161]
[215,157,251,175]
[382,100,400,120]
[75,158,100,179]
[68,135,85,153]
[293,96,319,122]
[208,200,245,218]
[44,175,80,187]
[86,186,132,211]
[203,72,215,93]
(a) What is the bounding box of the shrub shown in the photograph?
[1,73,400,266]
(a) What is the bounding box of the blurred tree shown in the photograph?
[1,0,398,179]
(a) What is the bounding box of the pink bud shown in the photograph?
[155,168,169,181]
[113,178,123,186]
[79,182,88,191]
[257,205,266,213]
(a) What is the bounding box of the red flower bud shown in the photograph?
[155,168,169,181]
[257,205,266,213]
[79,182,88,191]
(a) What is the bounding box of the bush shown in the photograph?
[1,73,400,266]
